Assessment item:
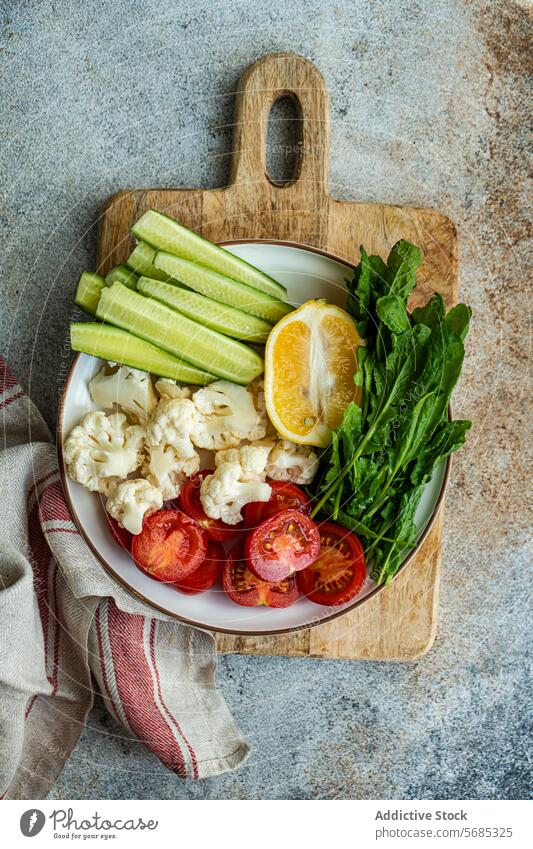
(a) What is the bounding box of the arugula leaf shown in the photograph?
[335,508,413,546]
[411,419,472,486]
[344,456,385,517]
[339,401,363,451]
[385,240,423,300]
[312,430,341,507]
[412,293,445,331]
[346,247,388,337]
[311,323,430,516]
[310,238,472,586]
[354,346,367,389]
[376,294,411,334]
[445,303,472,341]
[363,392,436,522]
[374,323,431,419]
[418,330,465,436]
[358,348,374,426]
[323,430,341,489]
[372,485,425,584]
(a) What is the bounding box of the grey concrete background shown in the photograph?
[0,0,530,799]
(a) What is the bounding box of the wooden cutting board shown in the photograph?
[97,52,459,661]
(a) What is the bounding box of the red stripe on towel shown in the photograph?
[0,389,24,411]
[149,620,199,778]
[106,601,188,777]
[39,480,74,524]
[0,359,17,393]
[25,479,66,715]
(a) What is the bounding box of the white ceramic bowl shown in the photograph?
[57,241,448,635]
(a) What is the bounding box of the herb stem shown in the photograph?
[310,441,364,517]
[311,404,386,518]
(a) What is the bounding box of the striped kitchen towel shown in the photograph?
[0,360,249,799]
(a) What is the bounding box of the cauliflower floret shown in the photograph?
[64,411,145,495]
[89,364,157,422]
[265,439,319,485]
[142,444,197,500]
[215,441,274,481]
[144,398,201,498]
[106,478,163,535]
[147,398,199,459]
[200,462,272,525]
[192,380,267,449]
[155,378,192,400]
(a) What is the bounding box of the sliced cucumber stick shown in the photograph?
[70,322,214,384]
[126,241,170,281]
[137,276,273,344]
[105,264,139,289]
[132,209,287,300]
[154,252,292,323]
[74,272,106,316]
[96,282,263,384]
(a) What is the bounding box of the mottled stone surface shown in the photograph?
[0,0,530,799]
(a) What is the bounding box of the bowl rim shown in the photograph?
[56,238,451,636]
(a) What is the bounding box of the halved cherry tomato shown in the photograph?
[107,516,133,552]
[175,541,224,595]
[297,521,366,606]
[223,543,299,608]
[245,508,321,583]
[132,509,207,583]
[243,481,311,528]
[179,470,243,542]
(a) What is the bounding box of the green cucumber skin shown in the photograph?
[154,252,292,323]
[126,241,169,282]
[74,272,106,316]
[105,264,139,289]
[70,322,214,384]
[137,276,273,344]
[96,282,264,385]
[132,209,287,300]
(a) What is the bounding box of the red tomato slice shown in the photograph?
[297,521,366,606]
[132,509,207,583]
[243,481,311,528]
[179,470,243,542]
[107,516,133,552]
[245,508,321,583]
[175,541,224,595]
[223,544,298,608]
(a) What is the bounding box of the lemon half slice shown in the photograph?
[264,300,362,448]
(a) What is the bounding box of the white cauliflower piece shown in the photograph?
[89,364,157,422]
[200,462,272,525]
[265,439,319,485]
[147,398,199,460]
[215,441,274,481]
[155,378,192,400]
[64,411,145,495]
[143,444,197,500]
[144,398,201,498]
[192,380,267,449]
[106,478,163,535]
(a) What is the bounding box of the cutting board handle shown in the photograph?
[230,52,330,201]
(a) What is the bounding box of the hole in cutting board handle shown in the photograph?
[265,94,303,187]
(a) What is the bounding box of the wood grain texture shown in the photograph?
[96,52,459,662]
